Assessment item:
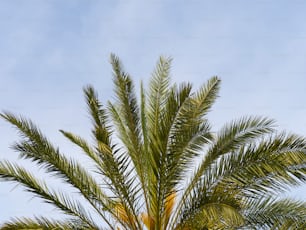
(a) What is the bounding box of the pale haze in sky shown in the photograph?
[1,0,306,223]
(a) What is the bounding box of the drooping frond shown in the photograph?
[175,129,306,229]
[171,116,275,227]
[0,161,98,229]
[243,197,306,229]
[189,116,275,192]
[211,133,306,199]
[202,116,276,170]
[0,217,89,230]
[0,112,102,191]
[0,112,113,228]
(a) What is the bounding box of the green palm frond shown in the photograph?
[171,116,276,227]
[1,55,306,229]
[204,116,275,168]
[0,112,114,229]
[1,217,89,230]
[192,76,220,117]
[83,85,112,147]
[110,54,142,162]
[82,84,141,226]
[140,81,148,153]
[191,116,275,193]
[210,132,306,198]
[243,197,306,229]
[147,56,172,133]
[180,202,245,230]
[59,130,104,171]
[216,134,306,197]
[0,161,98,229]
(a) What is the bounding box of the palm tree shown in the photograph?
[0,55,306,230]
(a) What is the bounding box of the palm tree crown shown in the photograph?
[0,55,306,229]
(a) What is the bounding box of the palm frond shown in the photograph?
[165,77,218,176]
[192,76,220,117]
[149,83,193,211]
[83,85,112,146]
[171,116,275,227]
[1,217,90,230]
[82,85,139,228]
[211,132,306,199]
[0,161,98,228]
[204,116,275,167]
[1,55,306,230]
[72,81,144,229]
[140,81,148,153]
[179,202,244,230]
[243,197,306,229]
[147,56,172,137]
[109,56,147,229]
[175,173,243,229]
[140,81,151,214]
[0,112,114,228]
[82,85,115,166]
[144,56,173,228]
[60,130,104,169]
[110,54,142,165]
[192,116,275,191]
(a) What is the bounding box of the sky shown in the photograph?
[1,0,306,224]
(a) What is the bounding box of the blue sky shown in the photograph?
[1,0,306,223]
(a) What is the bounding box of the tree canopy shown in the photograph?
[0,55,306,229]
